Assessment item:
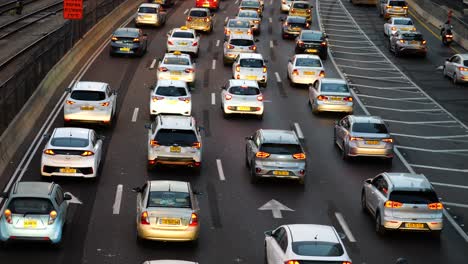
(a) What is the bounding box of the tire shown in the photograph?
[298,177,305,185]
[250,168,259,184]
[453,73,458,84]
[147,162,155,171]
[245,149,250,168]
[431,230,442,239]
[375,213,386,235]
[385,157,393,165]
[311,101,319,114]
[257,114,263,120]
[361,191,368,213]
[443,66,447,77]
[341,142,349,160]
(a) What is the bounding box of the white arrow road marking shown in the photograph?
[113,184,123,215]
[65,192,82,205]
[258,199,294,218]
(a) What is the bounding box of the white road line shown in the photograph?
[131,107,139,122]
[112,184,123,215]
[357,94,427,101]
[216,39,220,47]
[212,59,216,70]
[225,17,228,23]
[383,119,456,125]
[444,209,468,241]
[330,44,374,49]
[445,202,468,209]
[391,133,468,139]
[325,23,358,28]
[330,39,371,43]
[432,182,468,190]
[409,164,468,173]
[275,72,281,82]
[326,28,361,32]
[149,59,157,69]
[211,93,216,105]
[293,122,304,139]
[235,0,239,4]
[364,106,441,112]
[334,57,389,63]
[320,14,348,18]
[269,17,272,23]
[269,40,274,48]
[327,33,366,38]
[184,9,189,14]
[334,212,356,243]
[338,65,396,70]
[396,145,468,153]
[350,84,415,89]
[68,79,75,89]
[216,159,225,181]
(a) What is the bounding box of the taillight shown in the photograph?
[391,26,396,31]
[297,40,304,47]
[140,211,150,225]
[133,38,140,43]
[321,41,327,46]
[185,68,195,73]
[189,213,198,226]
[285,261,299,264]
[263,66,267,73]
[343,96,353,102]
[349,136,363,141]
[256,152,270,158]
[152,96,164,102]
[403,6,408,9]
[158,67,168,72]
[459,67,468,71]
[4,209,12,224]
[227,44,235,49]
[249,45,257,51]
[179,97,190,103]
[319,71,325,77]
[44,149,55,155]
[292,69,299,76]
[66,100,75,105]
[167,40,174,45]
[386,5,392,8]
[254,20,260,24]
[236,65,240,72]
[290,8,295,13]
[150,140,159,147]
[257,8,261,13]
[307,9,311,13]
[192,41,198,47]
[399,39,405,43]
[48,210,57,225]
[101,102,110,107]
[428,202,443,210]
[225,28,230,35]
[384,200,403,208]
[111,36,118,41]
[422,40,427,45]
[306,23,310,28]
[81,151,94,156]
[187,16,192,21]
[257,95,263,101]
[382,138,393,143]
[284,22,288,26]
[342,262,352,264]
[192,142,201,149]
[204,17,210,22]
[317,95,328,101]
[247,29,252,34]
[225,94,232,100]
[292,153,306,159]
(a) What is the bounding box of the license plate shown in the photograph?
[170,77,180,80]
[330,96,342,101]
[179,42,188,46]
[170,146,181,153]
[247,75,257,80]
[172,71,182,76]
[410,41,419,44]
[237,106,251,111]
[394,7,401,10]
[23,219,37,228]
[144,15,153,18]
[168,100,178,104]
[235,30,244,34]
[273,170,289,176]
[365,140,379,145]
[405,223,424,229]
[303,71,315,75]
[120,47,130,52]
[401,27,409,31]
[60,167,77,173]
[160,218,181,225]
[80,106,94,111]
[203,3,210,7]
[306,49,318,53]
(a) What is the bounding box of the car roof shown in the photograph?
[149,181,189,193]
[260,129,299,144]
[238,9,258,14]
[292,1,310,5]
[12,182,55,197]
[301,29,323,35]
[157,115,194,129]
[73,81,108,92]
[53,127,90,139]
[155,80,188,88]
[114,27,139,37]
[138,3,160,8]
[238,53,264,60]
[392,17,411,21]
[229,79,260,87]
[287,224,339,243]
[348,115,384,124]
[294,54,321,60]
[384,173,433,191]
[320,78,347,84]
[145,261,197,264]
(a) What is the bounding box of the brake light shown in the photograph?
[399,39,405,43]
[192,41,198,47]
[349,136,363,141]
[225,28,230,35]
[227,44,235,49]
[342,262,352,264]
[192,142,201,149]
[158,67,168,72]
[111,36,118,41]
[257,95,263,101]
[189,213,198,226]
[391,26,397,31]
[382,138,393,143]
[297,40,304,47]
[384,200,403,208]
[187,16,192,21]
[249,45,257,51]
[422,40,427,45]
[152,96,164,102]
[204,17,210,22]
[319,71,325,77]
[321,41,327,46]
[307,9,311,13]
[150,140,159,147]
[263,66,267,73]
[66,100,75,105]
[44,149,55,155]
[257,8,261,13]
[225,94,232,100]
[317,95,328,101]
[236,65,240,72]
[179,97,190,103]
[343,96,353,102]
[292,69,299,76]
[428,202,443,210]
[133,38,140,43]
[285,261,299,264]
[284,22,288,26]
[4,209,12,224]
[48,210,57,225]
[386,5,392,8]
[185,68,195,73]
[167,40,174,45]
[291,8,295,13]
[459,67,468,71]
[256,152,270,158]
[445,34,453,38]
[140,211,150,225]
[81,151,94,156]
[292,153,306,159]
[101,102,110,107]
[306,23,310,28]
[254,20,260,24]
[247,29,252,34]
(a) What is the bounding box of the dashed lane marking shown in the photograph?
[211,92,215,105]
[409,164,468,173]
[445,202,468,209]
[335,212,356,242]
[432,182,468,190]
[216,39,220,47]
[112,184,123,215]
[293,122,304,139]
[391,133,468,139]
[149,59,157,69]
[395,145,468,153]
[275,72,281,82]
[269,40,274,48]
[131,108,139,122]
[216,159,225,181]
[184,9,188,14]
[212,59,216,70]
[269,17,272,23]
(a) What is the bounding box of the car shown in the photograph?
[379,0,408,19]
[309,78,353,114]
[264,224,352,264]
[195,0,219,10]
[147,0,173,8]
[135,3,166,27]
[224,19,252,40]
[239,0,263,17]
[287,54,325,86]
[133,180,200,242]
[389,30,427,57]
[245,129,306,184]
[220,79,264,118]
[109,28,148,57]
[334,115,394,161]
[64,81,117,125]
[361,172,443,236]
[150,80,191,117]
[443,53,468,84]
[0,181,71,245]
[294,30,328,60]
[185,8,214,33]
[41,127,103,178]
[288,1,312,22]
[146,115,202,170]
[143,261,198,264]
[223,33,257,65]
[232,53,268,87]
[236,9,262,34]
[280,0,294,13]
[157,51,196,87]
[166,27,200,57]
[383,17,415,36]
[281,16,310,39]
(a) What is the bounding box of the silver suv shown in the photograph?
[389,30,427,57]
[361,172,443,236]
[245,129,306,184]
[223,34,257,65]
[146,115,202,171]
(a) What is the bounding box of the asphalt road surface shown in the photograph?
[0,0,468,263]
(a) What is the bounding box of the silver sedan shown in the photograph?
[308,78,353,114]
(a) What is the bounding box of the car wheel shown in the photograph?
[333,128,337,145]
[223,111,229,119]
[361,191,368,213]
[376,213,386,235]
[264,246,268,264]
[52,240,63,249]
[250,167,259,183]
[341,142,349,160]
[147,162,155,171]
[298,177,305,185]
[453,73,458,84]
[193,52,199,58]
[320,52,328,60]
[257,114,263,120]
[443,66,447,77]
[385,157,393,165]
[311,101,319,114]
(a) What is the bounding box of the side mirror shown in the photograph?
[338,232,346,240]
[132,187,142,193]
[0,192,9,198]
[98,135,105,140]
[245,136,253,140]
[64,193,72,200]
[65,88,71,93]
[365,179,372,184]
[264,230,273,236]
[43,133,51,139]
[144,123,151,129]
[255,39,259,42]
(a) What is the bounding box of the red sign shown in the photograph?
[63,0,83,20]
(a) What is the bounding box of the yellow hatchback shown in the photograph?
[185,8,214,33]
[289,1,312,22]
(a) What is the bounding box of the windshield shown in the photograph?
[287,17,307,24]
[292,241,344,257]
[292,2,310,8]
[230,39,254,46]
[9,198,54,215]
[228,86,260,95]
[401,33,423,41]
[71,91,106,101]
[260,143,302,155]
[390,190,439,204]
[241,1,260,7]
[238,11,258,18]
[394,19,413,25]
[389,1,407,7]
[164,57,190,66]
[155,86,187,96]
[302,32,323,41]
[189,10,208,17]
[155,129,197,146]
[148,191,191,208]
[172,32,194,38]
[138,7,158,13]
[321,83,349,93]
[51,137,89,147]
[295,58,322,67]
[240,58,263,68]
[352,123,388,134]
[228,20,250,28]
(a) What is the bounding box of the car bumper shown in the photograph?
[157,73,195,83]
[385,11,408,18]
[348,145,393,158]
[137,225,198,241]
[41,156,97,178]
[382,217,443,231]
[148,154,202,166]
[135,18,162,26]
[235,73,267,83]
[296,46,325,55]
[315,102,353,113]
[0,222,63,244]
[283,29,301,37]
[64,111,112,123]
[110,45,142,55]
[150,102,191,116]
[253,162,306,179]
[186,23,211,31]
[397,46,427,55]
[224,105,264,115]
[291,75,320,84]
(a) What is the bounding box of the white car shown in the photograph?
[280,0,293,12]
[264,224,352,264]
[287,54,325,86]
[232,53,267,87]
[166,26,200,57]
[223,34,257,65]
[220,79,264,118]
[308,78,353,114]
[63,81,117,126]
[384,17,415,36]
[235,10,262,34]
[443,53,468,84]
[157,51,196,87]
[41,127,103,178]
[150,80,191,116]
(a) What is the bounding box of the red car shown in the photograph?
[195,0,219,10]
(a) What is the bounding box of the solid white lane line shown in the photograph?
[391,133,468,139]
[294,122,304,139]
[269,40,274,48]
[409,164,468,173]
[334,212,356,242]
[131,108,139,122]
[444,209,468,242]
[383,119,456,125]
[225,17,228,23]
[216,159,225,181]
[211,93,216,105]
[432,182,468,190]
[184,9,189,14]
[113,184,123,215]
[269,17,272,23]
[275,72,281,82]
[444,202,468,209]
[149,59,157,69]
[396,145,468,153]
[235,0,239,4]
[68,79,75,89]
[365,106,441,112]
[212,59,216,70]
[216,39,220,47]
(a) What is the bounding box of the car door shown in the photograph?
[287,56,294,77]
[452,56,461,76]
[54,186,67,225]
[384,19,391,35]
[266,227,286,264]
[232,56,240,77]
[220,82,228,107]
[91,131,102,167]
[106,85,116,115]
[246,131,260,166]
[336,116,350,147]
[136,183,148,224]
[309,80,319,103]
[446,56,457,75]
[368,175,389,214]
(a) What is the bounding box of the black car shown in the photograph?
[294,30,328,60]
[109,28,148,57]
[281,16,309,39]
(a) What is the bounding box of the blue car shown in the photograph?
[109,27,148,57]
[0,182,71,246]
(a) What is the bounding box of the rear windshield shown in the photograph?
[240,58,263,68]
[295,58,322,67]
[230,39,254,46]
[321,83,349,93]
[189,10,208,17]
[241,1,260,7]
[292,2,310,8]
[228,86,260,95]
[302,32,323,41]
[352,123,388,134]
[9,198,54,214]
[389,1,407,6]
[71,91,106,101]
[287,17,307,24]
[260,143,302,154]
[138,7,157,13]
[390,190,439,204]
[292,241,344,257]
[394,19,413,25]
[148,191,191,208]
[288,22,307,28]
[164,57,190,65]
[156,86,187,96]
[172,32,194,38]
[228,20,250,28]
[464,60,468,67]
[238,11,259,18]
[51,137,89,147]
[401,33,423,41]
[155,129,197,146]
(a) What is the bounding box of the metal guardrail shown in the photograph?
[0,0,38,15]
